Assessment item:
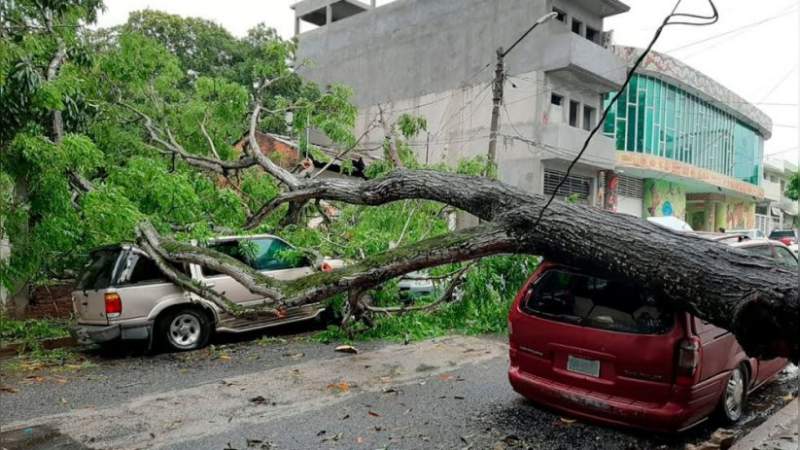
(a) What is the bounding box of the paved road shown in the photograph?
[1,331,797,450]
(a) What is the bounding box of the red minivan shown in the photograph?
[508,261,788,432]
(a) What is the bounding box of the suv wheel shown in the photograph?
[158,308,211,351]
[717,364,747,423]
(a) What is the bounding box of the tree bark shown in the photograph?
[142,169,800,361]
[130,100,800,362]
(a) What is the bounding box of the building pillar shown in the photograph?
[294,17,300,36]
[326,4,333,24]
[371,0,376,7]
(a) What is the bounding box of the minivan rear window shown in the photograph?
[77,249,122,290]
[522,269,675,335]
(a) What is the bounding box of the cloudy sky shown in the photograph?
[95,0,799,162]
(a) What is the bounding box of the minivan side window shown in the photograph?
[522,270,675,335]
[774,246,798,268]
[742,244,774,259]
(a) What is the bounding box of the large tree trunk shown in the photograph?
[127,103,799,363]
[140,169,800,362]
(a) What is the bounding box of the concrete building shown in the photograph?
[291,1,776,233]
[602,47,773,232]
[760,158,798,234]
[293,0,630,204]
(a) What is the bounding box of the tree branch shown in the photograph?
[366,262,475,314]
[121,102,258,174]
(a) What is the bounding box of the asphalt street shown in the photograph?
[1,329,797,450]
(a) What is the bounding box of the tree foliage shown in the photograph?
[0,2,357,293]
[786,170,800,201]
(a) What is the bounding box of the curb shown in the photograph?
[731,398,799,450]
[0,336,78,359]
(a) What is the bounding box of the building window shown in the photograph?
[569,100,580,127]
[553,7,566,23]
[602,74,765,186]
[544,169,592,202]
[571,18,583,36]
[583,105,596,131]
[586,26,600,44]
[550,93,564,124]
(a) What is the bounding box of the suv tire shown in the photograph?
[157,307,211,352]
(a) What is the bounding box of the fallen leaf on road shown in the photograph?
[218,354,232,361]
[356,436,365,444]
[327,382,350,393]
[335,345,359,354]
[0,385,18,394]
[437,374,454,382]
[23,375,45,384]
[368,411,381,417]
[322,432,343,442]
[249,396,270,405]
[782,393,795,402]
[559,417,576,425]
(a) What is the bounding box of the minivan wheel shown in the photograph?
[158,308,211,352]
[718,365,747,423]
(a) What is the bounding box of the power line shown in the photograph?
[666,4,797,53]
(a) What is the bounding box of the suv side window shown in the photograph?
[774,246,799,268]
[248,238,305,271]
[115,253,167,285]
[203,238,307,276]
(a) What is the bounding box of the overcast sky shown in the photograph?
[95,0,799,162]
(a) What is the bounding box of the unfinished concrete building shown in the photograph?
[292,0,630,205]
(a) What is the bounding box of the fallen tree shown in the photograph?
[4,1,797,363]
[129,102,800,363]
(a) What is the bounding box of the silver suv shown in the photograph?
[71,234,342,351]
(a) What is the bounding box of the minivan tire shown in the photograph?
[156,307,211,352]
[716,364,748,424]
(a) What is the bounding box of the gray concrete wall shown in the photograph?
[295,0,625,198]
[296,0,624,106]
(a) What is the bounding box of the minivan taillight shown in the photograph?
[676,337,701,384]
[105,293,122,318]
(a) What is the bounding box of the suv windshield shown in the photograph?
[76,249,122,290]
[769,230,796,239]
[523,269,675,335]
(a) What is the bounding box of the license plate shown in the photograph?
[567,355,600,377]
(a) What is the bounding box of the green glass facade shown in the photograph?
[603,74,764,186]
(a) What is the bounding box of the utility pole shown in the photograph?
[485,11,558,178]
[486,47,504,177]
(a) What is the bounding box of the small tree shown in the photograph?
[785,170,800,201]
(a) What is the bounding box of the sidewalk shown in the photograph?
[732,398,799,450]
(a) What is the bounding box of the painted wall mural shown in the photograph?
[722,199,755,230]
[643,180,686,220]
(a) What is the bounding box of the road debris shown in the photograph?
[335,345,359,354]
